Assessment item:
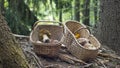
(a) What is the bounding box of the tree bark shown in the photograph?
[0,12,29,68]
[74,0,80,21]
[95,0,120,55]
[82,0,90,26]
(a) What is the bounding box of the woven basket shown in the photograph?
[30,21,63,57]
[61,20,101,61]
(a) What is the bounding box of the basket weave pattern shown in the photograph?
[30,24,63,57]
[61,21,101,60]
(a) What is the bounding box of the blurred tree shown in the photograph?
[0,0,5,15]
[74,0,80,21]
[7,0,37,26]
[1,0,99,35]
[54,0,72,22]
[82,0,90,26]
[95,0,120,55]
[4,0,38,35]
[93,0,99,23]
[0,11,29,68]
[55,0,63,22]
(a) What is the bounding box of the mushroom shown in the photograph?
[39,29,51,43]
[77,38,96,49]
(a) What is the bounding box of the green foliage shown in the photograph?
[2,0,100,35]
[5,9,30,35]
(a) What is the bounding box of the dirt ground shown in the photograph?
[15,35,120,68]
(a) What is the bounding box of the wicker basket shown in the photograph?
[61,20,101,61]
[30,21,63,57]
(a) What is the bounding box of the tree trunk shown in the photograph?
[74,0,80,21]
[0,12,29,68]
[93,0,99,23]
[59,9,62,22]
[95,0,120,55]
[7,0,38,26]
[0,0,5,15]
[82,0,90,26]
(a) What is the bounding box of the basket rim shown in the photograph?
[31,41,61,46]
[64,20,86,27]
[30,24,62,46]
[33,24,63,31]
[63,20,101,51]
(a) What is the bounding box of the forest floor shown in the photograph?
[14,34,120,68]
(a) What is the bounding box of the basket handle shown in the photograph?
[74,26,93,36]
[32,20,63,30]
[73,27,87,34]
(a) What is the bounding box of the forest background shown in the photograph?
[0,0,120,57]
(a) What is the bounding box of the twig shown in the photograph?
[96,58,107,68]
[98,53,120,60]
[25,50,44,68]
[45,64,61,68]
[13,34,29,38]
[58,53,75,64]
[79,63,93,68]
[58,53,87,65]
[68,56,87,64]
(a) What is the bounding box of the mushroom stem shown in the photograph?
[43,34,50,43]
